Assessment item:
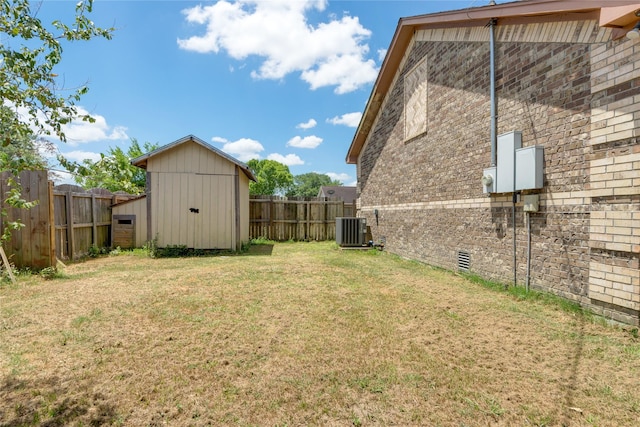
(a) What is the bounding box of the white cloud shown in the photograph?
[296,118,317,130]
[6,102,128,146]
[60,150,102,163]
[327,112,362,127]
[177,0,378,93]
[377,48,387,62]
[301,54,377,94]
[267,153,304,166]
[326,172,351,183]
[61,107,128,146]
[215,136,264,161]
[287,135,323,149]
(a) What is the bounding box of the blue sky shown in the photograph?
[35,0,497,186]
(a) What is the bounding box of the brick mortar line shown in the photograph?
[359,192,592,211]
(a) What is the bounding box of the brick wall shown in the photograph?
[357,20,640,324]
[586,30,640,323]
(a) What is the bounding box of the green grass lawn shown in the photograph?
[1,242,639,426]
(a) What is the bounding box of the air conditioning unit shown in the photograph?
[336,217,367,247]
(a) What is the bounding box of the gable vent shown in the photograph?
[457,250,471,272]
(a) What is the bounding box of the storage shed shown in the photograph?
[112,135,256,251]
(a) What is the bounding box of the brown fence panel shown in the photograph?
[1,172,138,267]
[0,170,55,269]
[53,187,137,260]
[249,196,353,242]
[249,198,271,240]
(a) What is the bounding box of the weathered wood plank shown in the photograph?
[66,191,75,259]
[248,197,351,241]
[0,171,54,269]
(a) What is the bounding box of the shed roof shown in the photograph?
[346,0,640,164]
[111,194,146,208]
[131,134,256,181]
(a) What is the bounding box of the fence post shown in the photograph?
[111,195,117,247]
[48,181,56,266]
[304,201,311,240]
[91,194,98,247]
[66,191,75,260]
[269,198,274,241]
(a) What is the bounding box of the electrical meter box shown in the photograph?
[482,167,497,194]
[496,131,522,193]
[522,194,540,212]
[515,145,544,190]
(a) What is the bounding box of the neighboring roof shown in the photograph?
[318,186,357,202]
[131,134,256,181]
[346,0,640,164]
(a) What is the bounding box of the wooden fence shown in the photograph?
[53,185,134,260]
[1,171,136,268]
[249,196,356,241]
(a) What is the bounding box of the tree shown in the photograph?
[58,139,158,194]
[1,0,113,241]
[0,132,51,172]
[286,172,341,198]
[247,159,294,196]
[1,0,113,144]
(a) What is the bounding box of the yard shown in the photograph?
[1,242,639,426]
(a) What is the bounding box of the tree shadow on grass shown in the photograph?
[558,313,586,426]
[0,374,118,427]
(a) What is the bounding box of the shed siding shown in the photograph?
[112,197,147,248]
[357,20,640,324]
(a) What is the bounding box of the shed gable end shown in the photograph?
[147,140,236,176]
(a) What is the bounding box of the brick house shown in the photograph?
[346,0,640,324]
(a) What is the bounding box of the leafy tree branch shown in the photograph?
[1,0,113,242]
[58,139,158,194]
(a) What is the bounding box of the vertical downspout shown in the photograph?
[490,16,514,287]
[489,18,497,167]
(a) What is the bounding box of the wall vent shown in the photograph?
[457,250,471,272]
[336,217,367,247]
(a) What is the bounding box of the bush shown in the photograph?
[88,244,109,258]
[39,266,62,280]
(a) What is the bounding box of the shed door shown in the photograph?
[187,174,234,249]
[155,173,234,249]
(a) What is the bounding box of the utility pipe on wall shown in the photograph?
[489,18,497,167]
